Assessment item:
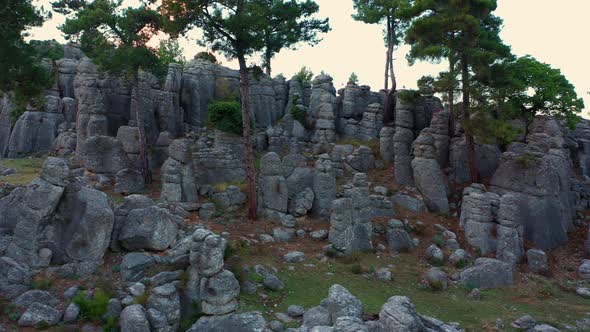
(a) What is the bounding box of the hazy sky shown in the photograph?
[30,0,590,115]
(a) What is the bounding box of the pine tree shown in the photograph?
[54,0,165,184]
[260,0,330,76]
[406,0,511,183]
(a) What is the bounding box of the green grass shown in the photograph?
[237,252,590,331]
[0,158,44,185]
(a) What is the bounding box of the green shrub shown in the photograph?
[248,273,264,283]
[398,89,422,105]
[516,152,537,169]
[103,316,118,332]
[73,289,111,321]
[296,66,314,84]
[290,96,306,123]
[348,72,359,84]
[432,234,445,248]
[29,40,65,61]
[207,101,243,135]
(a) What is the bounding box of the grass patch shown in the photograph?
[236,251,590,330]
[73,289,111,321]
[213,180,248,193]
[0,158,44,185]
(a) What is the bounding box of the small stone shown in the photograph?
[527,249,549,274]
[129,282,146,297]
[284,251,306,263]
[64,286,80,299]
[18,303,62,327]
[576,287,590,299]
[512,315,536,330]
[63,302,80,322]
[273,227,295,243]
[423,267,448,291]
[426,244,444,265]
[375,268,393,282]
[269,320,284,331]
[310,229,329,241]
[280,214,297,228]
[468,288,481,300]
[296,229,306,238]
[259,234,275,244]
[287,305,305,317]
[274,312,294,323]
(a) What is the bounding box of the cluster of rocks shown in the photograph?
[290,284,463,332]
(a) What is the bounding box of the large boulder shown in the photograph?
[79,135,130,174]
[53,186,115,263]
[7,110,65,158]
[374,296,424,332]
[329,173,373,255]
[187,312,266,332]
[411,158,449,214]
[119,206,180,251]
[459,258,514,289]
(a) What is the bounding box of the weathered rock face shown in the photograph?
[187,312,266,332]
[161,139,198,204]
[329,173,373,255]
[310,75,338,152]
[460,184,525,265]
[374,296,425,332]
[187,229,240,316]
[181,59,285,129]
[489,117,575,250]
[7,106,65,158]
[79,135,130,174]
[449,138,502,183]
[258,152,288,218]
[411,158,449,214]
[118,206,180,251]
[193,147,246,186]
[460,184,501,255]
[312,154,337,218]
[0,95,14,156]
[0,158,114,267]
[459,258,514,289]
[75,57,108,156]
[52,186,115,264]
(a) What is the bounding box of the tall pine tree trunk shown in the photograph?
[131,74,151,184]
[238,54,257,220]
[448,54,456,134]
[264,48,272,77]
[388,19,396,94]
[461,55,478,183]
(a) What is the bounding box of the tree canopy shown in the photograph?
[260,0,330,76]
[54,0,165,77]
[353,0,413,91]
[0,0,53,117]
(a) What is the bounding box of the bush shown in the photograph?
[398,90,422,105]
[207,101,243,135]
[516,152,537,169]
[296,66,314,84]
[194,51,219,64]
[417,75,435,95]
[73,289,111,321]
[348,72,359,84]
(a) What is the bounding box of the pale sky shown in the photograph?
[30,0,590,115]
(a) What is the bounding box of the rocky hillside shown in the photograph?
[0,47,590,331]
